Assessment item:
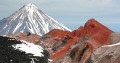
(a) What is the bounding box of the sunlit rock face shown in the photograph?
[0,36,49,63]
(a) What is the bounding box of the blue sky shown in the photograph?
[0,0,120,31]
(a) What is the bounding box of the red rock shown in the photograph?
[47,29,73,38]
[47,26,85,38]
[50,37,79,59]
[44,26,85,60]
[69,19,114,63]
[45,28,84,59]
[72,26,84,37]
[77,19,113,63]
[84,18,113,45]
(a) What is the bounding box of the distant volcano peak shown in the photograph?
[23,3,38,10]
[26,3,36,7]
[0,3,71,36]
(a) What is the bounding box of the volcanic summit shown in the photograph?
[0,3,71,36]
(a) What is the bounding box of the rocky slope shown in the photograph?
[91,41,120,63]
[42,19,120,63]
[65,19,120,63]
[90,32,120,63]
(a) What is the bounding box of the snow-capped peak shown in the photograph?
[26,3,37,7]
[0,3,71,36]
[24,3,37,12]
[20,3,38,17]
[25,3,38,9]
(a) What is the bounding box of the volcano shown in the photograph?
[0,3,71,36]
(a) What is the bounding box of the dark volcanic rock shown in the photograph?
[0,36,49,63]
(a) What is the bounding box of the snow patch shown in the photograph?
[12,40,44,57]
[102,42,120,47]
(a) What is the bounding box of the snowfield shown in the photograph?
[12,40,44,57]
